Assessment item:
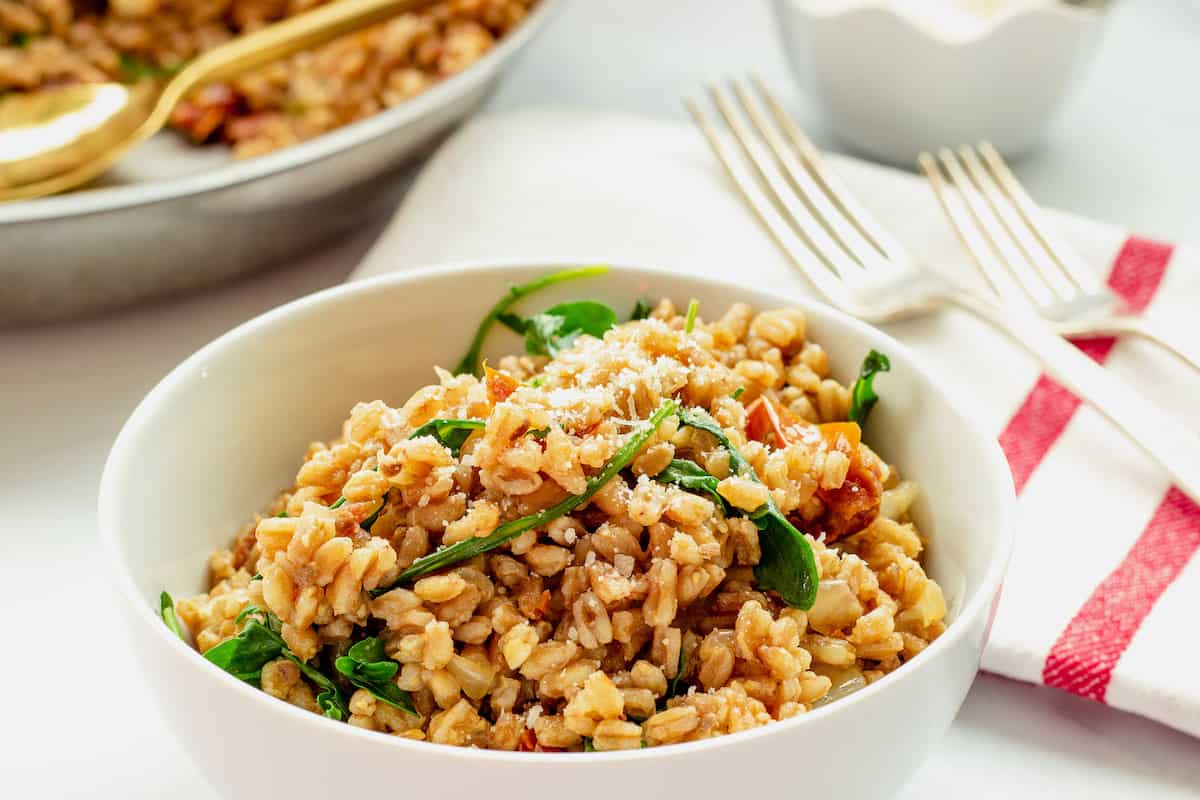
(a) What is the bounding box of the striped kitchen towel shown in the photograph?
[354,107,1200,737]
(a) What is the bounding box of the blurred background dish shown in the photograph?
[770,0,1109,165]
[0,0,559,325]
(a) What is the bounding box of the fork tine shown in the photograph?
[751,74,909,268]
[957,145,1077,302]
[731,79,896,276]
[684,97,848,302]
[934,147,1058,307]
[706,84,863,280]
[978,142,1103,294]
[919,152,1024,303]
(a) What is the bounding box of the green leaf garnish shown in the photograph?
[583,737,596,751]
[731,386,745,400]
[325,492,387,530]
[234,604,265,626]
[360,495,387,531]
[10,32,31,48]
[202,617,288,683]
[496,311,527,334]
[848,349,891,425]
[316,690,346,721]
[334,637,415,715]
[658,645,689,710]
[630,298,652,321]
[201,607,348,719]
[653,459,728,511]
[522,301,617,358]
[160,591,186,641]
[291,656,348,721]
[683,299,699,333]
[675,407,818,609]
[408,418,486,457]
[526,427,551,439]
[454,266,610,375]
[375,397,679,591]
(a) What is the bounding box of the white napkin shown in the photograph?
[355,107,1200,738]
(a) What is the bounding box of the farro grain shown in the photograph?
[175,300,948,752]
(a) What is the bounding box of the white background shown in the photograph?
[3,1,1199,797]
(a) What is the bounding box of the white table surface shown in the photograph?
[3,1,1199,797]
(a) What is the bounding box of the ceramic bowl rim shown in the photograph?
[772,0,1107,47]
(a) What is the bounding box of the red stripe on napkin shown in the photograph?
[997,237,1172,492]
[1042,489,1200,701]
[992,234,1195,704]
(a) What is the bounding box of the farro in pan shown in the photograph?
[0,0,535,157]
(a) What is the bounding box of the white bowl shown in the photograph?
[771,0,1109,165]
[100,262,1013,800]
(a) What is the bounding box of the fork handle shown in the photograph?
[950,292,1200,505]
[1054,316,1200,375]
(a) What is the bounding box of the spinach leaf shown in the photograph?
[288,653,348,720]
[359,496,387,532]
[317,690,347,721]
[526,427,550,439]
[408,418,486,457]
[234,604,266,626]
[675,407,818,609]
[496,311,527,334]
[731,386,745,401]
[653,459,728,511]
[334,637,415,715]
[848,349,890,425]
[202,607,349,719]
[455,266,610,375]
[202,617,287,683]
[160,591,186,641]
[522,301,617,357]
[375,397,679,591]
[583,737,596,752]
[658,646,689,710]
[10,32,31,48]
[683,299,699,333]
[630,298,652,321]
[329,496,347,510]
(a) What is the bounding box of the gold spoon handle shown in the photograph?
[158,0,437,113]
[0,0,438,200]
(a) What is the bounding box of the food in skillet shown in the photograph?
[0,0,535,157]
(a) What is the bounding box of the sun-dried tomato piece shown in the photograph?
[485,364,519,404]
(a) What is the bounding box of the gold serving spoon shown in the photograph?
[0,0,436,202]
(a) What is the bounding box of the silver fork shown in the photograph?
[919,142,1198,374]
[686,77,1200,504]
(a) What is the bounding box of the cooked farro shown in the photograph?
[169,275,946,752]
[0,0,534,157]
